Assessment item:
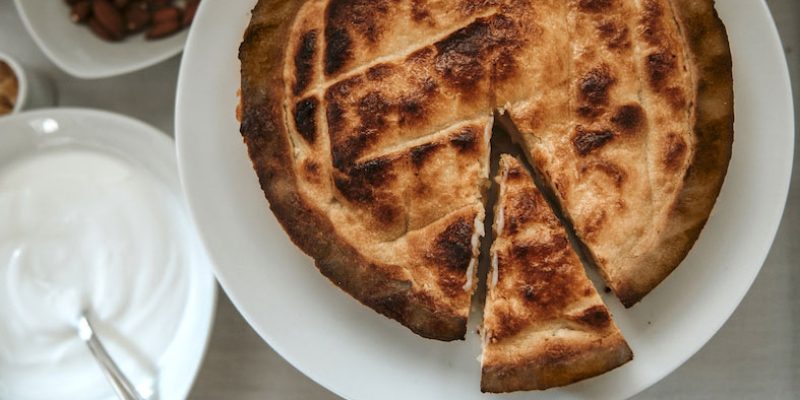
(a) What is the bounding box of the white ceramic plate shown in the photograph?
[0,109,217,400]
[175,1,795,399]
[14,1,188,79]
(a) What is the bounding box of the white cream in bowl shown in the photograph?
[0,147,191,400]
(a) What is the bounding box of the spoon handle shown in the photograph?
[78,315,144,400]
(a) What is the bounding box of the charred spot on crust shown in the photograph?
[350,155,392,184]
[497,236,577,319]
[522,285,536,300]
[646,51,677,90]
[326,75,361,100]
[293,30,317,95]
[410,0,433,23]
[324,0,391,75]
[435,43,484,88]
[459,0,499,16]
[366,64,394,81]
[410,141,442,167]
[505,190,538,234]
[326,100,346,134]
[640,0,665,46]
[398,96,426,126]
[325,77,361,133]
[428,217,475,271]
[450,126,479,152]
[303,160,319,176]
[420,76,439,93]
[577,106,601,119]
[578,0,613,12]
[375,203,401,224]
[663,86,688,110]
[331,130,373,170]
[489,309,527,342]
[358,91,390,129]
[597,21,630,50]
[334,157,393,202]
[408,47,434,64]
[512,235,568,262]
[368,292,408,321]
[334,174,370,202]
[438,271,468,298]
[327,91,393,167]
[293,96,319,143]
[493,50,518,82]
[611,103,645,134]
[664,133,688,170]
[579,66,616,107]
[584,209,608,239]
[575,305,611,328]
[326,74,439,168]
[506,165,524,179]
[301,159,323,185]
[324,26,352,76]
[434,14,518,89]
[573,127,615,156]
[327,92,375,170]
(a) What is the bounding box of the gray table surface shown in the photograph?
[1,1,797,399]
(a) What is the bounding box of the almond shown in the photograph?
[152,6,180,24]
[145,0,172,11]
[182,0,199,28]
[124,2,151,32]
[87,17,117,41]
[92,0,125,40]
[70,1,92,24]
[146,18,180,39]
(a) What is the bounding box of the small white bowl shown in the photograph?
[0,108,217,400]
[0,52,55,115]
[14,1,188,79]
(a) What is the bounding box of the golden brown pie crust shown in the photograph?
[238,0,733,344]
[480,155,632,392]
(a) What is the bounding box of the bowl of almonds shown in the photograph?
[14,0,200,79]
[0,55,21,116]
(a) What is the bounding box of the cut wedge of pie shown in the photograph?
[481,155,632,392]
[238,0,732,343]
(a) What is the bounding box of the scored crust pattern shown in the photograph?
[239,0,732,341]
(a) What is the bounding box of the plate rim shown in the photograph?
[174,1,796,399]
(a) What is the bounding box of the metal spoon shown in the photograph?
[77,312,145,400]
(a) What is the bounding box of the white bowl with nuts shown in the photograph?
[0,55,22,116]
[14,0,199,79]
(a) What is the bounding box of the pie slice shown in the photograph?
[481,155,632,393]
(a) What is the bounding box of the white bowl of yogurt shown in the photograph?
[0,108,217,400]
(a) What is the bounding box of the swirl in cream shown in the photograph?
[0,148,189,400]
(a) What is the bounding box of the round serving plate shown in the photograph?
[175,1,794,399]
[0,108,217,400]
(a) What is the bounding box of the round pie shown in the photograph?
[238,0,732,356]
